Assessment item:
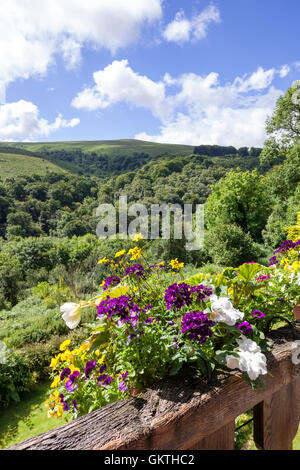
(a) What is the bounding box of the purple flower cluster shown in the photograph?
[274,239,300,254]
[97,295,142,325]
[118,371,129,392]
[191,284,213,301]
[252,310,265,318]
[164,283,212,310]
[102,275,121,291]
[65,371,80,392]
[164,282,193,310]
[181,311,215,343]
[269,239,300,265]
[125,264,145,278]
[268,256,279,266]
[97,373,113,387]
[237,321,252,334]
[59,393,70,411]
[60,367,71,381]
[84,361,97,379]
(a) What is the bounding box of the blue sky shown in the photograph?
[0,0,299,147]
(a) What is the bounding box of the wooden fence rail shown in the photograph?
[7,328,300,450]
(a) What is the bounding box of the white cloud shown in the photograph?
[234,67,275,92]
[0,0,163,100]
[278,64,291,78]
[72,61,283,147]
[163,5,221,43]
[0,100,80,141]
[72,59,171,120]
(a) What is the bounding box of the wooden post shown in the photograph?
[188,421,235,450]
[254,377,300,450]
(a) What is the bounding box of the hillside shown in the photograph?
[0,150,68,179]
[0,139,195,159]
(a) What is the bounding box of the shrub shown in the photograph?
[207,224,257,266]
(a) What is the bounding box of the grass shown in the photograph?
[1,139,195,158]
[0,382,68,449]
[0,152,68,179]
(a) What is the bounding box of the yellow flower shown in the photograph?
[50,354,61,369]
[69,364,80,374]
[48,409,55,419]
[98,257,109,264]
[169,258,184,271]
[50,376,60,388]
[127,246,142,260]
[291,261,300,272]
[56,405,63,418]
[60,350,73,362]
[115,249,126,258]
[59,339,71,351]
[97,354,106,365]
[132,233,143,242]
[157,261,165,266]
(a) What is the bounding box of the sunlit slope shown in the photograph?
[2,139,194,158]
[0,152,68,179]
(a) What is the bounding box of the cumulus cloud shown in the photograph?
[72,59,171,120]
[72,61,283,147]
[0,0,163,100]
[0,100,80,141]
[163,5,221,43]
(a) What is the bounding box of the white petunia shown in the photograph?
[226,336,268,381]
[209,294,244,326]
[60,302,81,329]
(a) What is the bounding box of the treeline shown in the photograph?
[193,145,262,157]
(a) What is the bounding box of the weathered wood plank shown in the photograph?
[6,329,300,450]
[254,377,300,450]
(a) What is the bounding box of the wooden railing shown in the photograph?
[6,328,300,450]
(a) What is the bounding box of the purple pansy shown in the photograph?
[97,374,113,387]
[118,371,129,392]
[60,367,71,381]
[84,361,97,379]
[59,393,70,411]
[65,370,80,392]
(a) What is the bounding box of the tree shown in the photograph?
[260,82,300,167]
[205,169,272,241]
[266,81,300,142]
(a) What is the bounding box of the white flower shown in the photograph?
[295,273,300,286]
[209,294,244,326]
[60,302,81,329]
[226,336,268,381]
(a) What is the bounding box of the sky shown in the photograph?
[0,0,299,147]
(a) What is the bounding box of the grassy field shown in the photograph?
[0,151,68,179]
[0,382,68,449]
[1,139,195,158]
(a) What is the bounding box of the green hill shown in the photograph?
[1,139,194,158]
[0,151,68,179]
